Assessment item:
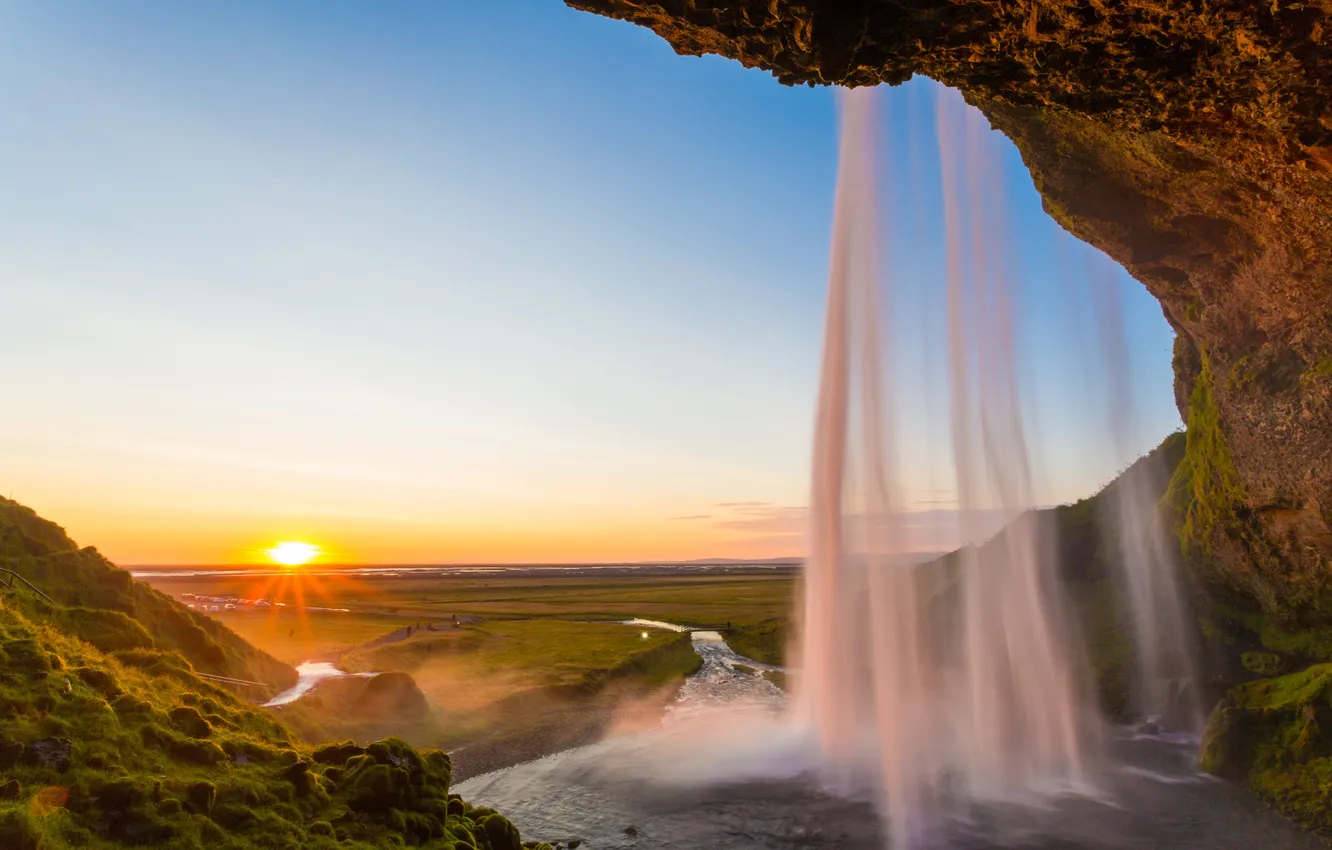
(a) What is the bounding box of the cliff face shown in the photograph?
[569,0,1332,623]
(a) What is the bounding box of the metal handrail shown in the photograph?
[0,562,277,699]
[0,569,56,605]
[196,672,270,689]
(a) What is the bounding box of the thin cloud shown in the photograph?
[713,504,806,534]
[668,514,712,521]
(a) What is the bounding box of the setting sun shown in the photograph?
[265,541,321,567]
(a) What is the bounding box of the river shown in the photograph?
[457,629,1322,850]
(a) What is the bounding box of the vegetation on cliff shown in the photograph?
[1166,358,1246,559]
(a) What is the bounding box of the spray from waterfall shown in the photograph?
[797,84,1101,848]
[1087,255,1204,731]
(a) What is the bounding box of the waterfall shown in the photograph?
[797,84,1101,848]
[1087,254,1204,731]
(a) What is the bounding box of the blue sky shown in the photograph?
[0,1,1180,563]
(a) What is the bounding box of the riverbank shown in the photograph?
[454,628,787,782]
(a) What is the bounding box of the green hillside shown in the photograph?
[0,499,548,849]
[0,499,294,691]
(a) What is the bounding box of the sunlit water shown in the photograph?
[263,661,375,707]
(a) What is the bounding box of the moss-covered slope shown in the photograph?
[0,595,548,849]
[0,500,550,849]
[0,498,294,690]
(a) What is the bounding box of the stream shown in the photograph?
[457,628,1324,850]
[263,662,375,707]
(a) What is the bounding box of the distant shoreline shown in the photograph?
[127,557,804,571]
[130,561,806,580]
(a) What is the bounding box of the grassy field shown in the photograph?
[727,617,789,666]
[344,619,693,692]
[136,569,797,672]
[138,570,796,627]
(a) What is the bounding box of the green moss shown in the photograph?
[1242,651,1284,676]
[0,588,541,848]
[727,618,788,666]
[168,738,225,765]
[1166,356,1246,556]
[0,802,43,850]
[55,607,155,653]
[1200,663,1332,833]
[168,705,212,738]
[1180,295,1203,322]
[1303,355,1332,386]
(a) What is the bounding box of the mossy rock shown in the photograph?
[479,812,524,850]
[186,781,215,815]
[72,665,121,697]
[313,739,365,766]
[111,649,193,678]
[212,802,260,831]
[168,738,225,765]
[5,639,51,673]
[0,501,535,850]
[1200,663,1332,829]
[309,819,335,837]
[110,693,153,717]
[1242,651,1284,676]
[168,705,212,738]
[344,762,411,813]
